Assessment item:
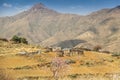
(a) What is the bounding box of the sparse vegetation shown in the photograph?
[68,74,79,79]
[112,52,120,57]
[13,65,33,70]
[0,38,8,42]
[93,45,102,51]
[0,41,120,80]
[0,70,14,80]
[10,35,28,44]
[56,51,64,57]
[50,58,68,80]
[0,2,120,80]
[65,59,76,64]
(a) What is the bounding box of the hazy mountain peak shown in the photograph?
[28,3,59,15]
[107,5,120,13]
[30,3,47,10]
[115,5,120,9]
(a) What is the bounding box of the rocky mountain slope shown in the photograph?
[0,3,120,52]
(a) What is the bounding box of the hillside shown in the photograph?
[0,41,120,80]
[0,3,120,52]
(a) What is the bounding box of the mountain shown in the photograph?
[0,3,120,52]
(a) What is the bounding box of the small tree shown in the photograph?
[20,37,28,44]
[50,58,68,80]
[10,35,28,44]
[11,35,21,43]
[93,45,102,51]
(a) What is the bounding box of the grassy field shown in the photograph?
[0,41,120,80]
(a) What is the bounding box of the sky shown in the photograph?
[0,0,120,17]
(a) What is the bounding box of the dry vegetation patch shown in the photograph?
[0,41,120,80]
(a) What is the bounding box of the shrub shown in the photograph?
[101,51,110,54]
[10,35,28,44]
[93,45,102,51]
[65,59,76,64]
[13,65,33,70]
[0,38,8,42]
[81,61,95,67]
[68,74,79,79]
[112,52,120,57]
[86,62,92,67]
[11,35,21,43]
[20,37,28,44]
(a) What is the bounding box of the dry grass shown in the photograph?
[0,70,15,80]
[0,41,120,80]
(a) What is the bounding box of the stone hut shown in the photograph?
[63,48,71,55]
[52,47,62,52]
[55,50,64,57]
[44,47,52,52]
[70,48,84,56]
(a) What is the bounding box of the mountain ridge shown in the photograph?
[0,3,120,52]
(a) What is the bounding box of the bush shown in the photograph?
[68,74,79,79]
[112,52,120,57]
[13,65,33,70]
[10,35,28,44]
[20,37,28,44]
[93,45,102,51]
[11,35,21,43]
[65,59,76,64]
[0,38,8,42]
